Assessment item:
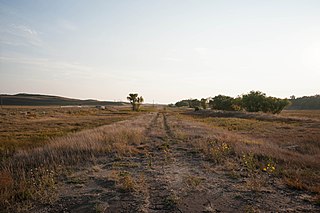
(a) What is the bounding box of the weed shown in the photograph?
[112,161,140,168]
[184,175,203,188]
[163,194,179,209]
[205,139,233,163]
[94,202,108,213]
[242,153,258,176]
[262,158,276,175]
[146,152,153,168]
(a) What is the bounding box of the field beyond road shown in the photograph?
[0,107,319,212]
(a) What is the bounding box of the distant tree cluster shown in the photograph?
[287,95,320,110]
[173,91,291,114]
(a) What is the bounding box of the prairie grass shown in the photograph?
[173,111,320,196]
[0,106,136,158]
[281,110,320,120]
[108,170,146,193]
[0,112,154,210]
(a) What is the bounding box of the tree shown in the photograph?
[242,91,290,114]
[209,95,237,111]
[268,98,290,114]
[175,100,189,107]
[200,98,208,109]
[189,99,201,110]
[127,93,144,111]
[287,95,320,110]
[242,91,266,112]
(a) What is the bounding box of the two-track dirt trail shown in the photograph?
[141,113,318,212]
[35,112,319,213]
[140,112,237,212]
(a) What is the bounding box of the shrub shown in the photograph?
[209,95,238,111]
[242,91,290,114]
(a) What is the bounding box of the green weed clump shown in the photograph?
[193,137,235,164]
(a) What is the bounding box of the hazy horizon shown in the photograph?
[1,0,320,104]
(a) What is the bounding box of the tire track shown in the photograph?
[142,112,181,213]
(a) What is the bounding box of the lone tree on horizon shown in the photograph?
[127,93,144,111]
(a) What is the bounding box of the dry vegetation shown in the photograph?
[0,106,135,156]
[0,107,319,212]
[182,110,320,198]
[0,106,144,210]
[281,109,320,120]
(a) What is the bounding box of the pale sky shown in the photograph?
[1,0,320,103]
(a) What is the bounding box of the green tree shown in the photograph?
[189,99,201,110]
[200,98,208,109]
[268,97,290,114]
[287,95,320,110]
[209,95,236,111]
[233,96,243,111]
[242,91,290,114]
[242,91,266,112]
[175,100,189,107]
[127,93,144,111]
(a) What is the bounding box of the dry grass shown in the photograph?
[173,110,320,196]
[108,170,146,193]
[0,106,136,158]
[2,107,320,210]
[0,112,154,210]
[281,110,320,120]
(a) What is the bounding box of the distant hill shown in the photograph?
[0,93,126,106]
[286,95,320,110]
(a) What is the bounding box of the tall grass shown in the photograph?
[0,113,154,210]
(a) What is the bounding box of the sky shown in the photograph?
[0,0,320,104]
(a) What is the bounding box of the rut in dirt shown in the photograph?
[142,112,230,212]
[141,112,182,213]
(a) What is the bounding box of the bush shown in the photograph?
[175,100,189,107]
[209,95,239,111]
[242,91,290,114]
[242,91,266,112]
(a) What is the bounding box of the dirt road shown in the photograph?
[34,112,319,212]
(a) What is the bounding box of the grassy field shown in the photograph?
[0,107,319,212]
[0,106,136,157]
[183,110,320,194]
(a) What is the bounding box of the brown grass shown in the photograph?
[0,111,154,210]
[281,110,320,120]
[172,110,320,195]
[0,106,136,157]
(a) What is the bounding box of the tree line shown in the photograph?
[174,91,290,114]
[287,95,320,110]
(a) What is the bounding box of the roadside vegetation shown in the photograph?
[180,109,320,200]
[174,90,290,114]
